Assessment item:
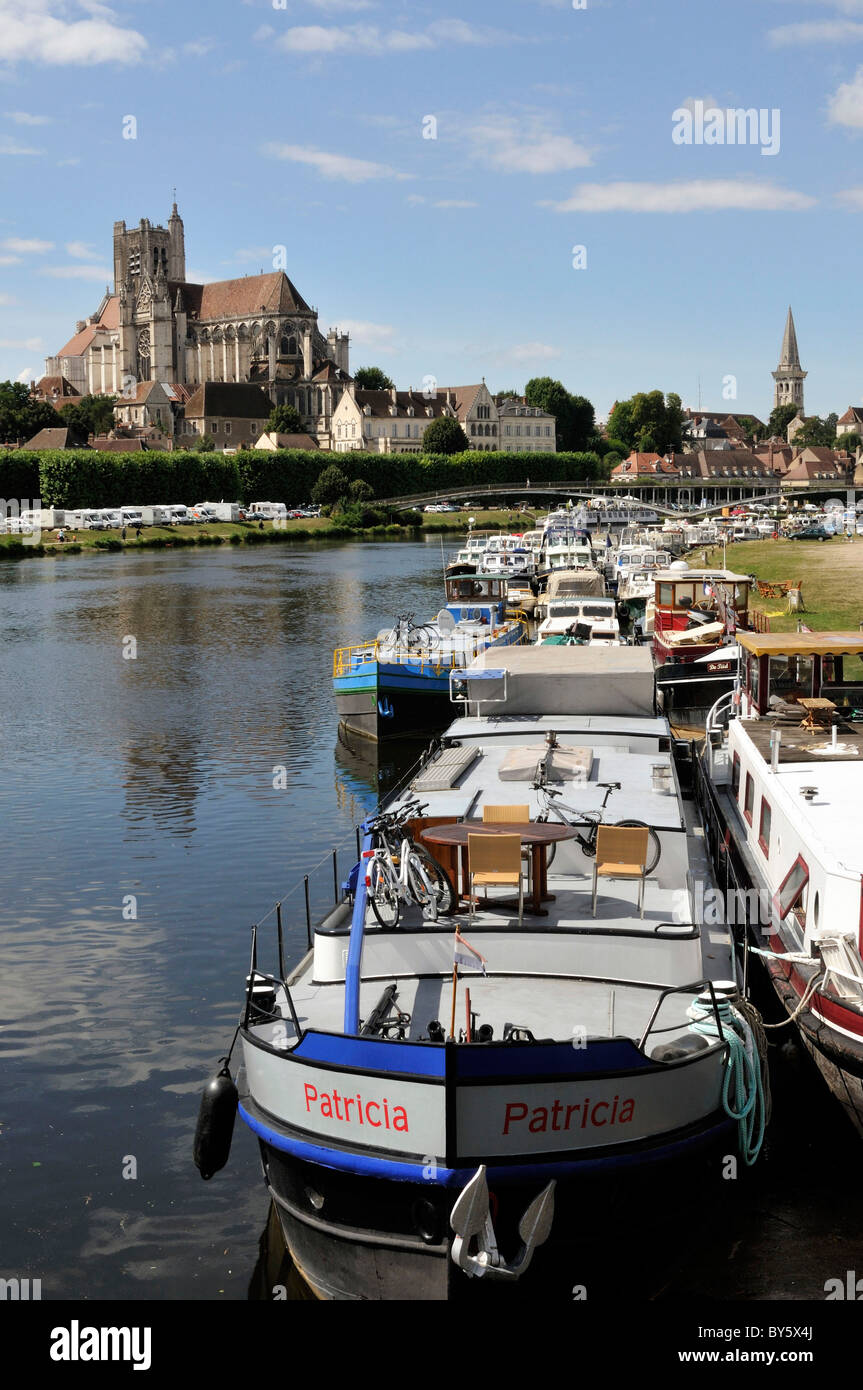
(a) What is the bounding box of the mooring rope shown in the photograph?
[686,995,768,1166]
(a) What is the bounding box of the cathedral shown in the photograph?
[43,206,351,445]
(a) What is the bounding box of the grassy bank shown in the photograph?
[700,537,863,632]
[0,509,536,560]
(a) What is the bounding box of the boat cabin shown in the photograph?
[444,573,508,625]
[651,568,752,666]
[737,632,863,719]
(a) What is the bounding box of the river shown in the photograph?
[0,538,860,1302]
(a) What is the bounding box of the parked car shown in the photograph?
[795,525,834,541]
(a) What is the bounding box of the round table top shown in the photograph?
[420,820,577,847]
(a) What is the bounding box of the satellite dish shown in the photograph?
[436,609,456,632]
[669,560,690,573]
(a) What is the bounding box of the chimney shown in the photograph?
[390,386,397,403]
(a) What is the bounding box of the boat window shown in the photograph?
[821,653,863,708]
[674,584,695,609]
[758,798,772,857]
[743,772,754,825]
[776,855,809,924]
[659,583,674,606]
[748,654,760,706]
[731,752,741,797]
[768,655,813,702]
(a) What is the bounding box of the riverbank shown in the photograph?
[703,537,863,631]
[0,508,536,560]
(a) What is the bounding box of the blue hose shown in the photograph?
[687,997,766,1166]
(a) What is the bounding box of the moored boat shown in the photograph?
[698,630,863,1135]
[199,645,770,1299]
[332,574,527,742]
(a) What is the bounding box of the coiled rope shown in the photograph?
[686,994,768,1166]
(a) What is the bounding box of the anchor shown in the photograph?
[377,697,394,719]
[449,1165,556,1281]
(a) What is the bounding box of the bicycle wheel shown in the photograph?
[368,857,400,927]
[613,819,662,875]
[407,847,455,919]
[546,810,600,870]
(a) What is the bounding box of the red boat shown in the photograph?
[650,565,765,666]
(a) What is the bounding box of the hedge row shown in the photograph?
[0,447,609,510]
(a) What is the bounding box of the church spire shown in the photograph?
[779,306,800,369]
[772,305,806,415]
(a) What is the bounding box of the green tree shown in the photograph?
[348,477,374,501]
[767,402,799,440]
[422,416,470,455]
[0,381,60,445]
[524,378,595,451]
[353,367,395,390]
[793,413,839,449]
[58,393,117,440]
[192,434,216,452]
[311,464,350,505]
[736,415,763,443]
[267,403,303,434]
[606,390,682,454]
[840,432,861,453]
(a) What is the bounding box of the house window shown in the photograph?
[516,425,521,436]
[210,421,218,434]
[505,425,511,436]
[224,422,232,435]
[743,772,754,825]
[731,753,741,798]
[250,423,258,434]
[758,798,771,856]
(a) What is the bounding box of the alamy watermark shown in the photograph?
[672,101,780,157]
[673,881,776,933]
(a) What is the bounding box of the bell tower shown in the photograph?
[772,307,806,414]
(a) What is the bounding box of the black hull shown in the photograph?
[335,688,453,743]
[255,1124,737,1301]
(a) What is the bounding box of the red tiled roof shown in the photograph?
[180,272,312,321]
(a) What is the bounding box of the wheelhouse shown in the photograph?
[737,632,863,718]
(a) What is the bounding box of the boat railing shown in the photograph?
[333,638,485,677]
[636,977,729,1051]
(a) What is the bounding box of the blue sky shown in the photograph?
[2,0,863,421]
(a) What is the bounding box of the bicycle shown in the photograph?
[533,778,662,874]
[380,612,440,653]
[364,798,455,926]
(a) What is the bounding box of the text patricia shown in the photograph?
[304,1082,409,1130]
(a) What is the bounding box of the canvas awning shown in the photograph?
[738,632,863,658]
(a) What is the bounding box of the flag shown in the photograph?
[454,929,487,975]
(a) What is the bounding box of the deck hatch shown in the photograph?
[411,745,480,791]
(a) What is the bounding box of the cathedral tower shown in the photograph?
[772,307,806,414]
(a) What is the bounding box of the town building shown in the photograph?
[44,205,352,447]
[180,382,275,450]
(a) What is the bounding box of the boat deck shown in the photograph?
[743,717,863,764]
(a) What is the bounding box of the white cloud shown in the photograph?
[469,115,592,173]
[0,0,148,65]
[678,95,720,115]
[268,19,515,56]
[0,254,22,265]
[500,342,560,364]
[0,336,42,351]
[183,37,217,57]
[57,157,81,166]
[1,236,53,253]
[42,264,113,279]
[334,319,396,348]
[14,367,32,383]
[408,195,478,208]
[308,0,376,9]
[0,292,14,304]
[262,141,409,182]
[828,65,863,126]
[836,186,863,206]
[66,240,99,259]
[769,19,863,44]
[4,110,52,124]
[544,179,814,212]
[0,134,43,155]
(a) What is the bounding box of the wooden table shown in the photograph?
[420,821,578,916]
[798,697,836,732]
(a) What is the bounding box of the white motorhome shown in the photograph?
[198,501,240,523]
[248,501,288,522]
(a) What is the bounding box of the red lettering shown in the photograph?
[383,1098,390,1129]
[366,1101,381,1127]
[332,1089,343,1121]
[591,1101,608,1126]
[503,1102,527,1134]
[618,1099,635,1123]
[581,1096,590,1128]
[356,1093,363,1123]
[344,1097,354,1121]
[529,1106,548,1133]
[304,1083,317,1112]
[320,1093,333,1118]
[550,1100,563,1131]
[564,1103,579,1129]
[393,1106,409,1132]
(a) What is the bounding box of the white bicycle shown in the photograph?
[364,800,455,926]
